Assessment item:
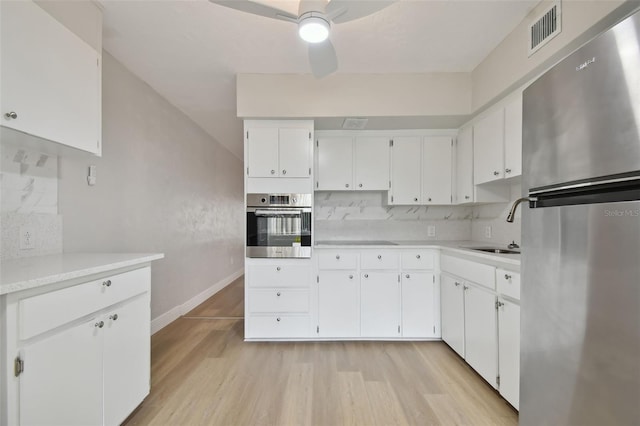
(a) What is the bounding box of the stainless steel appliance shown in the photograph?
[518,9,640,425]
[246,193,312,258]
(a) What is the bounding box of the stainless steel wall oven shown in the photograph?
[246,193,312,258]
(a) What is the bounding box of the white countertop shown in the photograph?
[314,240,521,266]
[0,253,164,295]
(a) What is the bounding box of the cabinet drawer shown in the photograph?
[248,289,309,313]
[248,264,310,288]
[497,269,520,300]
[360,251,399,270]
[248,315,310,338]
[19,267,150,340]
[317,251,358,270]
[440,255,495,290]
[401,250,435,270]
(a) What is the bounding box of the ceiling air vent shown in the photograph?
[342,118,368,130]
[528,1,562,57]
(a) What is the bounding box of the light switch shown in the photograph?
[427,225,436,238]
[87,165,96,186]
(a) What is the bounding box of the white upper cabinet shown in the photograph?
[422,136,453,205]
[473,108,505,185]
[456,125,474,203]
[390,136,422,204]
[246,122,312,178]
[354,136,390,190]
[504,94,523,179]
[316,136,354,190]
[0,1,102,155]
[315,134,389,191]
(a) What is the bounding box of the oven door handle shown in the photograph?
[253,209,304,216]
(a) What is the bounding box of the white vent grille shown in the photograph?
[528,1,562,57]
[342,118,368,130]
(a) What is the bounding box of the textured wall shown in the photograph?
[59,53,244,320]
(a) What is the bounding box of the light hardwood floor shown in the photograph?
[125,277,517,425]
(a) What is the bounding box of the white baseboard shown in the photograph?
[150,268,244,335]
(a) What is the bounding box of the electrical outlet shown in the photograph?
[484,225,492,239]
[19,226,35,250]
[427,225,436,238]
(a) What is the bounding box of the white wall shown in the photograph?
[59,53,244,321]
[237,73,472,118]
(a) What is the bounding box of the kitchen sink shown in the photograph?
[468,247,521,254]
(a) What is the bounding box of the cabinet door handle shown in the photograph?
[377,255,382,260]
[282,170,287,175]
[4,111,18,120]
[414,197,418,202]
[505,168,512,174]
[465,195,470,200]
[497,301,505,308]
[416,254,421,259]
[95,321,104,328]
[405,274,410,279]
[345,183,349,188]
[102,280,112,287]
[276,317,281,322]
[504,274,512,280]
[109,314,119,321]
[428,197,432,202]
[276,292,281,297]
[276,266,281,271]
[270,169,275,175]
[358,183,363,188]
[463,285,469,291]
[349,274,353,279]
[364,274,369,278]
[454,282,461,287]
[336,254,340,260]
[493,171,500,176]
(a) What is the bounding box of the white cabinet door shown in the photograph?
[247,127,279,177]
[355,136,390,190]
[422,136,453,205]
[318,271,360,337]
[473,108,504,184]
[464,283,498,388]
[316,137,353,190]
[498,298,520,409]
[390,137,422,205]
[401,272,436,338]
[361,272,400,337]
[1,1,101,155]
[504,94,523,179]
[456,126,474,204]
[20,318,103,426]
[441,274,465,357]
[279,128,311,178]
[103,295,151,426]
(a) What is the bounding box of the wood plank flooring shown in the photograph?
[125,277,517,425]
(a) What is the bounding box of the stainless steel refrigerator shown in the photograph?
[519,8,640,426]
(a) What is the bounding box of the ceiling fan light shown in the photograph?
[298,16,330,43]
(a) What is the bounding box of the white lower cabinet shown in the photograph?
[464,283,497,388]
[498,297,520,410]
[361,271,401,337]
[4,266,152,426]
[441,274,465,357]
[401,272,436,338]
[318,271,360,337]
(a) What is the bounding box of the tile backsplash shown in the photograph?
[471,182,522,246]
[0,145,62,259]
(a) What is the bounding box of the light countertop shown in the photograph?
[314,240,521,267]
[0,253,164,295]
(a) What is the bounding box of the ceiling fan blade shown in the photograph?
[309,39,338,78]
[325,0,397,24]
[209,0,298,23]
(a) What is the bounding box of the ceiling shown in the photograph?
[101,0,539,159]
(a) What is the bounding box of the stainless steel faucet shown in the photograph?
[506,197,537,223]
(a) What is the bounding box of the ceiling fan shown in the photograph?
[209,0,397,78]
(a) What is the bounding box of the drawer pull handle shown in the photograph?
[270,169,275,175]
[102,280,112,287]
[282,170,287,175]
[377,255,382,260]
[276,317,281,322]
[364,274,369,278]
[416,254,421,259]
[95,321,104,328]
[276,292,281,297]
[5,111,18,120]
[336,255,340,260]
[504,274,512,280]
[276,267,281,271]
[349,274,353,279]
[405,274,410,279]
[109,314,119,321]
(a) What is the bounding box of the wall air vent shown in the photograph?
[342,118,368,130]
[528,1,562,57]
